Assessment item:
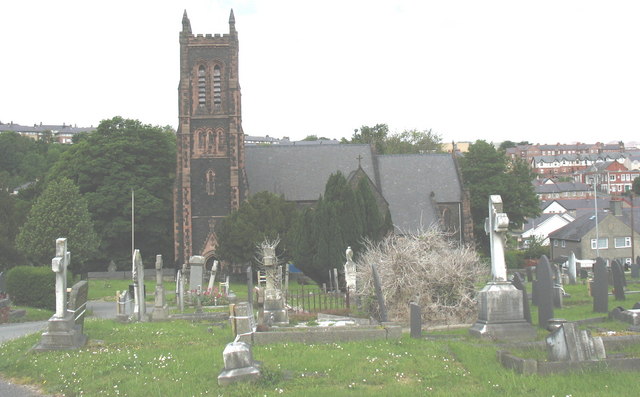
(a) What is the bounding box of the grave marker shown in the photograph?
[567,252,577,284]
[371,263,388,322]
[592,257,609,313]
[553,264,563,309]
[611,259,626,301]
[409,302,421,338]
[132,249,146,321]
[512,272,532,324]
[52,238,70,318]
[536,256,555,329]
[189,255,205,292]
[151,254,169,320]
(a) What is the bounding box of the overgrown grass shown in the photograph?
[1,319,639,396]
[8,306,53,323]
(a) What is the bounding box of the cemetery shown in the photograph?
[2,196,640,396]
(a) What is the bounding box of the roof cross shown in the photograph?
[356,154,363,168]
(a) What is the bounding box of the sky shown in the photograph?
[2,0,640,145]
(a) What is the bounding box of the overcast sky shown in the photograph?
[2,0,639,145]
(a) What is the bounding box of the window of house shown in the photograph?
[614,237,632,248]
[561,240,566,248]
[591,238,608,250]
[625,258,632,265]
[553,240,558,247]
[610,175,616,181]
[198,65,206,107]
[213,65,222,110]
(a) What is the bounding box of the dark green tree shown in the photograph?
[215,191,299,265]
[459,140,540,253]
[15,178,100,273]
[385,129,443,154]
[349,124,389,153]
[47,117,176,266]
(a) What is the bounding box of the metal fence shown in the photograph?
[285,289,347,313]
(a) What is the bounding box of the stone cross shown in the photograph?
[52,238,70,318]
[484,195,509,281]
[262,242,280,301]
[344,246,357,295]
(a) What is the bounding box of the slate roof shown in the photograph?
[376,154,462,233]
[244,144,375,202]
[549,211,607,242]
[534,181,590,194]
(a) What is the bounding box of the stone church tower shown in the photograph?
[174,10,247,266]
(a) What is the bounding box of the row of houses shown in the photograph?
[0,122,96,144]
[506,142,627,163]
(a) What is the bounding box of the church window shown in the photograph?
[207,130,215,153]
[206,169,216,195]
[198,130,206,151]
[198,65,206,107]
[213,65,222,110]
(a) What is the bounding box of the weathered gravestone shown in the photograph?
[259,240,288,325]
[116,289,133,322]
[552,264,563,309]
[34,239,88,351]
[592,257,609,313]
[107,260,117,273]
[151,255,169,320]
[207,260,218,292]
[546,322,605,362]
[512,273,532,324]
[371,263,388,323]
[217,341,261,386]
[469,195,536,340]
[536,256,555,329]
[189,255,205,292]
[344,246,357,296]
[567,252,577,285]
[611,259,626,301]
[631,262,640,279]
[132,249,147,321]
[409,301,422,338]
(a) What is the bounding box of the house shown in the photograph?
[541,198,613,218]
[533,179,593,200]
[520,212,574,246]
[574,161,639,195]
[548,200,640,264]
[0,122,95,144]
[530,153,627,178]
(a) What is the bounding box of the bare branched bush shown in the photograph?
[356,227,487,325]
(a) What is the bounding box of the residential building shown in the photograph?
[574,161,639,195]
[0,122,95,143]
[533,179,593,200]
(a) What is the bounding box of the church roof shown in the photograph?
[377,154,462,232]
[245,144,375,202]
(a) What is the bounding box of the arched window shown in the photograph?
[207,130,215,154]
[198,65,206,107]
[198,130,206,151]
[206,169,216,195]
[213,65,222,110]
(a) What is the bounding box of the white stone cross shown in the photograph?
[51,238,70,318]
[484,195,509,281]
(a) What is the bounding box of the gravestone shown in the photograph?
[207,260,218,292]
[176,266,185,312]
[525,267,533,283]
[371,263,388,322]
[567,252,577,285]
[546,322,605,362]
[552,264,563,309]
[512,273,532,324]
[469,196,536,340]
[132,249,147,321]
[409,302,421,338]
[151,255,169,320]
[344,246,357,297]
[592,257,609,313]
[189,255,205,292]
[116,289,132,322]
[611,260,626,301]
[33,240,88,351]
[217,341,261,386]
[107,260,117,273]
[631,262,640,279]
[535,256,555,329]
[259,240,288,325]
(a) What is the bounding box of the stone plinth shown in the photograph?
[469,282,537,341]
[217,342,261,386]
[262,297,289,325]
[151,285,169,321]
[546,322,606,362]
[33,314,87,351]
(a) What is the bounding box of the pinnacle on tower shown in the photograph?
[182,10,192,34]
[229,9,236,29]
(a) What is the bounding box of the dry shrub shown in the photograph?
[355,227,486,325]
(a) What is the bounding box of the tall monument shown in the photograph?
[174,10,248,267]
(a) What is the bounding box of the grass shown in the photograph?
[1,319,640,396]
[8,306,53,323]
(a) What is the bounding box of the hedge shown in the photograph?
[5,266,70,310]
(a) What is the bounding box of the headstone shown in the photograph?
[116,290,132,322]
[370,263,388,322]
[52,238,70,318]
[33,240,87,351]
[259,240,288,325]
[567,252,577,284]
[469,195,536,340]
[132,249,146,321]
[552,264,563,309]
[631,262,640,279]
[592,257,609,313]
[188,255,205,292]
[333,268,339,291]
[611,259,626,301]
[217,341,261,386]
[409,302,421,338]
[246,266,254,310]
[512,273,532,324]
[344,246,357,297]
[535,256,555,329]
[107,260,117,273]
[546,322,605,362]
[634,302,640,310]
[151,254,169,320]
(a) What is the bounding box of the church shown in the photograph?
[173,11,473,268]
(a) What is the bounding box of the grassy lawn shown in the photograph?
[1,318,639,396]
[8,306,53,323]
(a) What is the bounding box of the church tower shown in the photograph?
[174,10,247,266]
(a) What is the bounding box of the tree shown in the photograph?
[215,191,299,265]
[48,117,176,266]
[292,172,392,284]
[349,124,389,153]
[633,176,640,196]
[385,129,443,154]
[459,140,540,253]
[15,178,99,273]
[498,140,517,151]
